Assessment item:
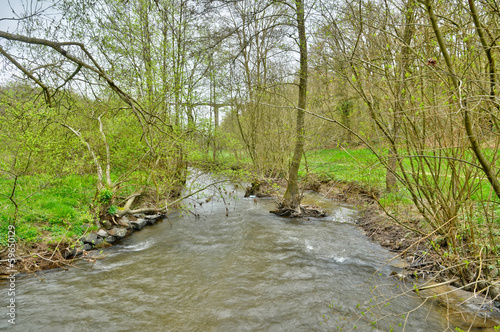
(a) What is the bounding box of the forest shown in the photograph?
[1,0,500,328]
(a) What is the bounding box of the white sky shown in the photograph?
[0,0,26,32]
[0,0,56,32]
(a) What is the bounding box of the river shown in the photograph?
[1,176,452,331]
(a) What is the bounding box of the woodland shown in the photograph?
[1,0,500,311]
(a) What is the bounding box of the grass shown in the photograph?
[0,174,97,246]
[300,148,386,189]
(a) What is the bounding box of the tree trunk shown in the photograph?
[284,0,307,209]
[424,0,500,200]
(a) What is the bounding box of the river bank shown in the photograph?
[0,213,165,278]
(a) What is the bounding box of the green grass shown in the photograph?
[300,148,386,189]
[0,174,97,246]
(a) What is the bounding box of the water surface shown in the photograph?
[0,180,449,331]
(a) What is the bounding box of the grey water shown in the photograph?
[1,177,451,331]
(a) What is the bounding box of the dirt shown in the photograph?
[0,242,75,278]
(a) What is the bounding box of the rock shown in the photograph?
[420,284,500,328]
[117,217,131,229]
[97,229,108,238]
[63,248,83,259]
[488,266,499,278]
[108,227,128,238]
[491,285,500,300]
[81,233,98,245]
[130,218,147,230]
[102,220,113,229]
[82,243,93,251]
[105,236,117,243]
[144,214,161,224]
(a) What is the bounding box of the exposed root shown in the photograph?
[270,200,327,218]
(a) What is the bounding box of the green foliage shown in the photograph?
[98,188,114,204]
[107,205,118,215]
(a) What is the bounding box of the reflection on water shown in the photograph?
[0,180,450,331]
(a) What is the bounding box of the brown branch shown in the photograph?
[423,0,500,201]
[0,44,52,105]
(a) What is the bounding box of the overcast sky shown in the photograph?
[1,1,25,32]
[0,0,56,32]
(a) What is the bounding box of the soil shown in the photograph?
[0,242,75,278]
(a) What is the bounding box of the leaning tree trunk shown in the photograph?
[283,0,307,209]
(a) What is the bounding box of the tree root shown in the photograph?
[270,200,327,218]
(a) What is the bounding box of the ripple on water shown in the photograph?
[120,238,155,252]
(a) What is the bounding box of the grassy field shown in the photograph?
[300,148,385,188]
[0,174,97,246]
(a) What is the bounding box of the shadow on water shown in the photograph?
[1,174,455,331]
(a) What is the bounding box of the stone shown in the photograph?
[81,233,98,245]
[97,229,108,238]
[102,220,113,229]
[144,214,161,224]
[105,236,117,243]
[491,285,500,300]
[488,267,499,278]
[108,227,128,238]
[63,248,81,259]
[117,217,131,229]
[130,218,147,230]
[82,243,93,251]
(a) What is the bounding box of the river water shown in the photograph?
[1,177,451,331]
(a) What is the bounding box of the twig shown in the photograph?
[417,278,460,291]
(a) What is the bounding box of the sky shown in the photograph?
[0,1,60,82]
[0,0,56,32]
[0,0,26,32]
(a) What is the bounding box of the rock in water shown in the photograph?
[130,219,147,230]
[144,215,161,224]
[270,200,327,218]
[108,228,128,238]
[117,217,131,229]
[105,236,117,243]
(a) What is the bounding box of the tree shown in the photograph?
[282,0,308,209]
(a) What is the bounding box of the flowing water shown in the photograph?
[1,176,453,331]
